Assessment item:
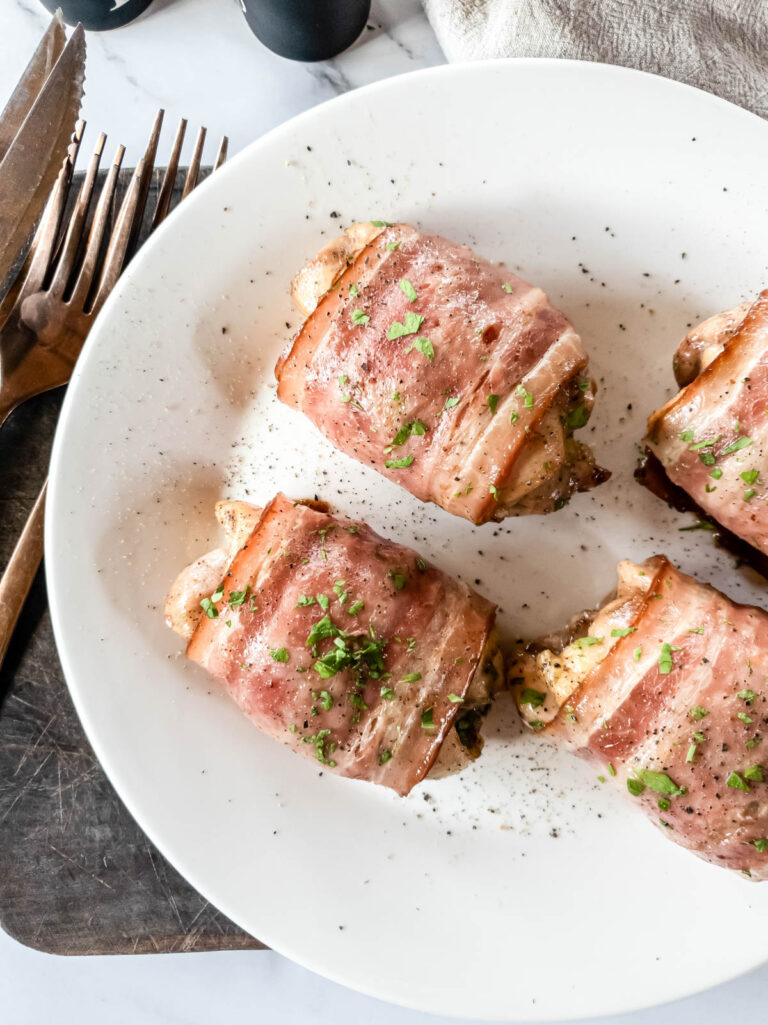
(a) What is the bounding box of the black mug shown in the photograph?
[240,0,371,62]
[39,0,153,31]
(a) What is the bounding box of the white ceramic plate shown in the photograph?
[47,61,768,1020]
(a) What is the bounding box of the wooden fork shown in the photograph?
[0,111,228,669]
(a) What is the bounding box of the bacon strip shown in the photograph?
[521,557,768,878]
[276,223,607,525]
[646,291,768,555]
[177,494,497,795]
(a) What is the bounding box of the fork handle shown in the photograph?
[0,479,46,671]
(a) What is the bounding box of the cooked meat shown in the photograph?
[276,222,608,525]
[646,291,768,555]
[166,494,501,795]
[511,556,768,879]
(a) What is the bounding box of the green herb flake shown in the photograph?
[745,765,764,782]
[387,311,424,340]
[399,278,417,302]
[566,404,589,429]
[611,627,636,638]
[297,595,316,608]
[349,693,368,711]
[386,241,400,252]
[658,642,680,675]
[371,220,390,227]
[401,672,422,683]
[385,456,414,469]
[690,705,709,721]
[710,467,723,479]
[516,384,534,408]
[509,411,519,424]
[738,689,758,701]
[608,763,616,777]
[486,394,500,415]
[379,749,393,764]
[627,778,646,797]
[489,484,499,500]
[747,736,762,750]
[738,712,754,724]
[722,436,753,455]
[635,769,686,796]
[348,600,364,616]
[200,597,219,619]
[351,309,370,326]
[228,585,251,607]
[269,647,289,663]
[443,396,460,411]
[744,489,757,501]
[502,283,513,293]
[380,685,395,700]
[573,636,603,648]
[727,771,750,792]
[751,838,768,852]
[404,336,435,361]
[388,571,407,591]
[633,646,642,661]
[741,469,760,485]
[686,742,697,763]
[680,429,695,443]
[448,693,464,703]
[658,797,671,812]
[316,594,329,611]
[421,707,435,729]
[349,283,359,297]
[520,687,546,708]
[319,690,333,712]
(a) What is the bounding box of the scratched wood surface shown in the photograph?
[0,169,262,955]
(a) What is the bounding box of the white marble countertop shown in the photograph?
[0,2,766,1022]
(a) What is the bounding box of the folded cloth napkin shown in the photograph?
[422,0,768,117]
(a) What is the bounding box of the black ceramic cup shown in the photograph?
[240,0,372,62]
[39,0,154,31]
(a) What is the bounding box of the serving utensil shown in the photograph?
[0,112,228,671]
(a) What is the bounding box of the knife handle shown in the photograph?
[0,479,46,671]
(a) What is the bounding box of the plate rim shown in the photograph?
[45,57,768,1021]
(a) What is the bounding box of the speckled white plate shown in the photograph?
[46,61,768,1020]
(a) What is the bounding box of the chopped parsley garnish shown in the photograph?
[319,690,333,711]
[421,707,435,729]
[489,484,499,500]
[744,765,764,782]
[633,646,642,661]
[679,520,715,532]
[386,241,400,252]
[333,580,348,604]
[351,309,370,326]
[722,436,753,455]
[627,778,646,796]
[690,705,709,720]
[680,430,694,442]
[349,693,368,711]
[348,600,364,616]
[744,489,757,501]
[385,456,414,469]
[658,642,681,675]
[443,396,459,411]
[371,220,390,227]
[228,586,251,607]
[516,384,534,408]
[573,636,603,648]
[401,672,422,683]
[608,763,616,777]
[448,693,464,703]
[635,769,686,796]
[349,283,359,297]
[751,838,768,852]
[302,729,336,766]
[738,689,757,701]
[520,687,546,708]
[399,278,417,302]
[747,736,762,750]
[710,467,723,479]
[316,594,329,611]
[486,394,500,415]
[297,595,316,607]
[611,627,636,638]
[385,419,426,452]
[388,571,407,590]
[686,742,697,763]
[566,405,589,429]
[741,470,760,485]
[698,451,716,466]
[380,685,395,700]
[658,797,671,812]
[509,411,519,424]
[404,336,434,360]
[738,712,753,724]
[270,647,289,662]
[502,283,513,293]
[308,617,387,686]
[200,596,219,619]
[379,749,392,764]
[387,310,424,340]
[727,771,750,792]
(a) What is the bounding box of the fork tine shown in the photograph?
[48,132,105,299]
[150,117,186,234]
[67,144,125,311]
[89,154,148,317]
[181,125,206,200]
[214,136,228,171]
[125,108,163,261]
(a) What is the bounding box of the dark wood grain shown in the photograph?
[0,168,262,955]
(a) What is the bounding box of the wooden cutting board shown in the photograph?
[0,169,262,955]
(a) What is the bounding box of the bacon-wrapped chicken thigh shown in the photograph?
[166,494,501,794]
[276,222,608,525]
[645,291,768,556]
[511,556,768,878]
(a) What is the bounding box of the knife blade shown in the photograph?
[0,21,85,303]
[0,11,67,162]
